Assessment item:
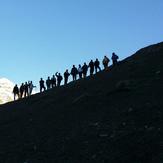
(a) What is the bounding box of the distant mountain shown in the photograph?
[0,42,162,162]
[0,78,14,104]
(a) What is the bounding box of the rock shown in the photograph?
[99,134,108,137]
[72,93,89,104]
[128,108,133,112]
[122,122,126,126]
[89,122,100,127]
[156,70,161,74]
[115,80,135,91]
[147,127,155,131]
[91,154,97,159]
[23,160,30,163]
[110,134,115,138]
[33,145,37,151]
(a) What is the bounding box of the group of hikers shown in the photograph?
[13,53,119,100]
[12,81,36,100]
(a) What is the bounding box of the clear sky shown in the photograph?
[0,0,163,89]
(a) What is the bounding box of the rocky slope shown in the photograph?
[0,42,162,163]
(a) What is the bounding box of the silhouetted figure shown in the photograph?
[64,69,70,85]
[111,52,119,65]
[28,81,36,95]
[51,75,56,88]
[71,65,78,81]
[39,78,46,92]
[24,82,29,97]
[13,84,19,100]
[55,72,63,86]
[46,76,51,89]
[78,64,83,79]
[89,60,94,76]
[94,58,101,73]
[19,83,24,98]
[82,62,88,78]
[102,55,110,70]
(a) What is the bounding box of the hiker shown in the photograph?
[64,69,70,85]
[46,76,51,90]
[28,81,36,95]
[13,84,19,100]
[94,58,101,73]
[102,55,110,70]
[55,72,63,86]
[82,62,88,78]
[111,52,119,65]
[89,60,94,76]
[78,64,83,79]
[71,65,78,81]
[51,75,56,88]
[24,82,29,97]
[19,83,24,98]
[39,78,46,92]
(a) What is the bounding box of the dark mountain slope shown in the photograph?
[0,42,163,163]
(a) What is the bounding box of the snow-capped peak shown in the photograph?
[0,78,15,104]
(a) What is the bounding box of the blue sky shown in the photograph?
[0,0,163,88]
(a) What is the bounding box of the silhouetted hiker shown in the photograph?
[29,81,36,95]
[39,78,46,92]
[78,64,83,79]
[55,72,63,86]
[51,75,56,88]
[46,76,51,89]
[111,52,119,65]
[102,55,110,70]
[82,62,88,78]
[89,60,94,76]
[71,65,78,81]
[64,69,70,85]
[24,82,29,97]
[94,58,101,73]
[19,83,24,98]
[13,84,19,100]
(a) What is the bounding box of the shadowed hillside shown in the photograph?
[0,42,163,163]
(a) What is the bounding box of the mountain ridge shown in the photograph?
[0,42,163,163]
